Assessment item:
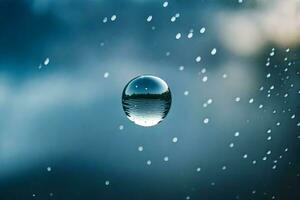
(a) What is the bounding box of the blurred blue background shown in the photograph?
[0,0,300,199]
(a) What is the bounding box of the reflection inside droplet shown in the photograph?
[122,75,172,127]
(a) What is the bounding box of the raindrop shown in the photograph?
[179,66,184,71]
[102,17,108,23]
[291,114,296,119]
[184,91,189,96]
[146,15,152,22]
[235,97,241,102]
[163,1,168,7]
[195,56,201,62]
[234,132,240,137]
[267,136,272,141]
[138,146,144,152]
[187,32,193,39]
[111,15,117,21]
[203,118,209,124]
[44,57,50,65]
[172,137,178,143]
[164,156,169,162]
[175,33,181,39]
[200,27,206,34]
[202,76,208,82]
[211,48,217,55]
[105,180,110,186]
[262,156,267,161]
[104,72,109,78]
[122,75,172,127]
[146,160,152,165]
[47,167,51,172]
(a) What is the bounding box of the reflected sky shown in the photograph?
[123,75,170,95]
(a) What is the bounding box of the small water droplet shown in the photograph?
[172,137,178,143]
[138,146,144,152]
[44,57,50,65]
[175,33,181,39]
[122,75,172,127]
[163,1,168,7]
[211,48,217,55]
[200,27,206,34]
[104,72,109,78]
[146,160,152,165]
[203,118,209,124]
[146,15,152,22]
[111,15,117,21]
[102,17,108,23]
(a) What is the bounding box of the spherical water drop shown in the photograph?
[122,75,172,127]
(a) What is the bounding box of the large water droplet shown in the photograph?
[122,75,172,127]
